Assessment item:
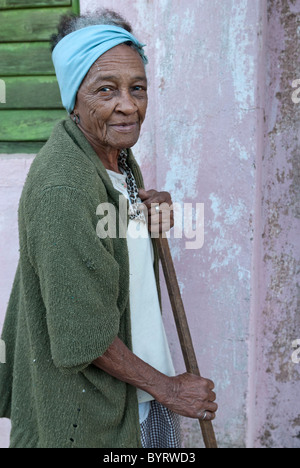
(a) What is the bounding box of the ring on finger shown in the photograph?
[201,411,207,421]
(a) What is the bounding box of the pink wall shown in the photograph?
[249,0,300,448]
[0,0,299,448]
[0,155,35,447]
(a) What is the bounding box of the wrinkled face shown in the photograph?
[74,44,148,151]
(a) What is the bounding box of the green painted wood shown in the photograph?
[0,77,62,109]
[0,7,73,42]
[71,0,79,14]
[0,0,79,152]
[0,43,54,76]
[0,0,71,9]
[0,141,45,153]
[0,110,67,140]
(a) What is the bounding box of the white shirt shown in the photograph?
[106,169,175,422]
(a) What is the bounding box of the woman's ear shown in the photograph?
[71,112,80,125]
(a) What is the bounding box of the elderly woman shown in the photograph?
[0,10,217,448]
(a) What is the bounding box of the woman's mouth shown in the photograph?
[110,122,139,133]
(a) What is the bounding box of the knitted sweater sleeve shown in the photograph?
[27,186,121,374]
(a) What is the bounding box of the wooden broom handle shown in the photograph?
[155,237,218,449]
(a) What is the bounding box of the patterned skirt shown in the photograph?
[140,401,181,448]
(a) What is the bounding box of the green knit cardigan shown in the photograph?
[0,119,161,448]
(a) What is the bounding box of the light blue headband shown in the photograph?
[52,25,148,114]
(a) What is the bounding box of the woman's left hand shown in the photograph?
[138,189,174,234]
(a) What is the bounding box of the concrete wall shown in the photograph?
[0,0,299,448]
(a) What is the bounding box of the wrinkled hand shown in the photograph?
[158,373,218,421]
[138,189,174,234]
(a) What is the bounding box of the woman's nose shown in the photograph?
[115,90,137,114]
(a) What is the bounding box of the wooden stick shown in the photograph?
[155,236,218,449]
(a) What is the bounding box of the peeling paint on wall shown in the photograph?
[253,0,300,449]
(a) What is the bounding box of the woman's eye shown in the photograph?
[132,86,147,96]
[99,87,111,93]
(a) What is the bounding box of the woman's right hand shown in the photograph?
[93,337,218,421]
[157,373,218,421]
